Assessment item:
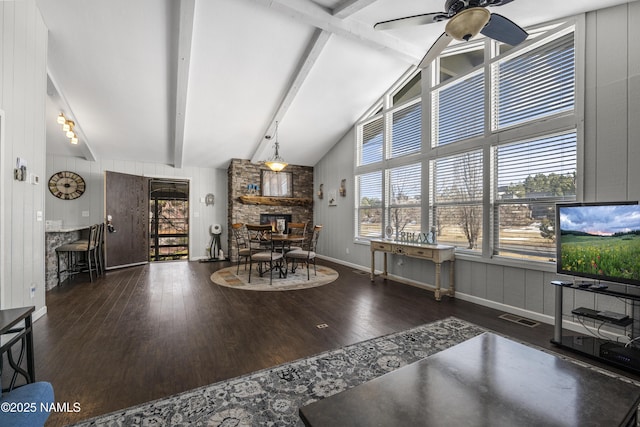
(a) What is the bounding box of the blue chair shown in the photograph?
[0,382,54,427]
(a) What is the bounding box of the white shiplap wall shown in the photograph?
[0,0,48,314]
[314,2,640,328]
[46,155,228,263]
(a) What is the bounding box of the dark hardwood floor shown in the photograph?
[31,259,640,426]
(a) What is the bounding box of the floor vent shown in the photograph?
[352,270,369,275]
[316,323,329,329]
[499,313,540,328]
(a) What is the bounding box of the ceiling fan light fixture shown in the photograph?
[445,7,491,41]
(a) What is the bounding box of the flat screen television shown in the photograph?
[556,201,640,286]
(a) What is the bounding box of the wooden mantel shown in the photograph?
[238,195,313,207]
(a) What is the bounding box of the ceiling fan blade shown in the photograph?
[419,33,453,68]
[486,0,516,7]
[480,13,528,46]
[374,12,448,31]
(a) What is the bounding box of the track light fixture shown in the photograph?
[57,113,79,145]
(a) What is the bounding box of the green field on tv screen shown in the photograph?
[560,234,640,281]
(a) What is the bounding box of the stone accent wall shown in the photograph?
[227,159,314,261]
[45,230,82,289]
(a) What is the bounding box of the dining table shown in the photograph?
[267,233,305,277]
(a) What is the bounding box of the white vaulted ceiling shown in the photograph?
[39,0,638,169]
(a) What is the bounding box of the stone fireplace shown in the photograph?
[227,159,313,261]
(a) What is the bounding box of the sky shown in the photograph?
[559,204,640,236]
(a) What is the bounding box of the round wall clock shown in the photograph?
[48,171,86,200]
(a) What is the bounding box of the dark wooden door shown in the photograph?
[105,171,149,268]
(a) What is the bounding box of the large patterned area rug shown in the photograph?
[70,317,485,426]
[69,317,640,427]
[210,264,339,291]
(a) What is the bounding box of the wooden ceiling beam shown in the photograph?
[172,0,196,169]
[46,71,97,162]
[332,0,378,18]
[250,29,332,165]
[244,0,423,64]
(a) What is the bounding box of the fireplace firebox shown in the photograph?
[260,213,292,233]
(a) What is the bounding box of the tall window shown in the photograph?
[493,32,575,129]
[431,151,483,250]
[356,171,383,238]
[391,101,421,158]
[355,21,579,263]
[493,132,577,260]
[359,117,384,165]
[387,163,422,239]
[433,70,484,146]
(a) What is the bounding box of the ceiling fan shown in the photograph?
[374,0,528,68]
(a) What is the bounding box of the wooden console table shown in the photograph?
[369,239,455,300]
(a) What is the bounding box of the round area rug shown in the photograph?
[211,264,339,291]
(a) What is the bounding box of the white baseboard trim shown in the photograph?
[455,292,625,341]
[316,254,368,273]
[455,292,556,326]
[318,254,626,342]
[33,305,47,322]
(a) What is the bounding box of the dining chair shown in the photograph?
[246,224,284,285]
[286,222,307,252]
[285,225,322,280]
[231,223,252,274]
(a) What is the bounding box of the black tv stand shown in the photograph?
[551,281,640,376]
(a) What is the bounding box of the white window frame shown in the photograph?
[354,16,584,269]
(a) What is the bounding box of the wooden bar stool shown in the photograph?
[55,224,100,285]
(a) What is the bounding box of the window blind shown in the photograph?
[357,171,382,207]
[357,171,383,237]
[494,32,575,129]
[496,131,577,200]
[360,117,384,165]
[388,163,421,206]
[391,102,421,158]
[433,71,484,146]
[433,151,483,204]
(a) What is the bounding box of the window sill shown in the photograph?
[355,238,556,273]
[448,252,556,273]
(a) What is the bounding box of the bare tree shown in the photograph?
[389,168,420,239]
[456,154,482,249]
[436,153,482,249]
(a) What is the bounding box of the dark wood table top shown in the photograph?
[299,332,640,427]
[0,306,35,335]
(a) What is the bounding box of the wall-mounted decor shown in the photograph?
[317,184,324,199]
[246,184,259,195]
[328,190,337,206]
[261,170,293,197]
[339,179,346,197]
[48,171,86,200]
[205,193,215,206]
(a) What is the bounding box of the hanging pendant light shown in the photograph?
[264,121,288,172]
